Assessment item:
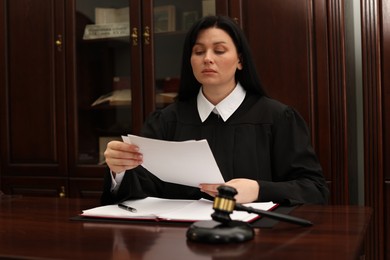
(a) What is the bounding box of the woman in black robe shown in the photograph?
[102,16,329,206]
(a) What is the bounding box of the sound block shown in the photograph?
[186,220,254,243]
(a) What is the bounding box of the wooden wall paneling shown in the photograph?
[0,0,67,194]
[327,0,349,204]
[240,0,314,123]
[236,0,348,204]
[215,0,229,15]
[68,178,103,199]
[1,176,67,197]
[64,0,77,175]
[0,0,6,189]
[129,0,144,135]
[382,0,390,182]
[141,0,155,119]
[7,0,66,169]
[312,0,333,200]
[227,0,241,22]
[386,182,390,259]
[361,0,385,259]
[383,0,390,258]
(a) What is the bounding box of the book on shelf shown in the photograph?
[95,7,129,24]
[202,0,216,16]
[154,5,176,32]
[91,89,131,106]
[156,92,176,105]
[83,7,130,40]
[81,197,277,223]
[83,23,130,40]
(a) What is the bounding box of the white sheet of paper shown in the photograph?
[122,135,224,187]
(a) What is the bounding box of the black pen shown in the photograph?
[118,203,137,213]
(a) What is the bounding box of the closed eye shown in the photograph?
[193,51,205,55]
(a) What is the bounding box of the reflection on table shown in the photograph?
[0,196,371,260]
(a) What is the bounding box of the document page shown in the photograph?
[122,135,225,187]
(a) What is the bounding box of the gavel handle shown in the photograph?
[234,204,313,227]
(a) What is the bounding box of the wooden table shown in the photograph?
[0,196,372,260]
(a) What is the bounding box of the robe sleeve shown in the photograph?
[100,110,205,205]
[258,107,329,205]
[100,166,204,205]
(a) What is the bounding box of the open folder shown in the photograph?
[81,197,277,223]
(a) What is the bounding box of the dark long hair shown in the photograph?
[176,16,267,101]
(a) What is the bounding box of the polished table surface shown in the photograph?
[0,196,372,260]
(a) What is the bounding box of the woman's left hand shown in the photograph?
[199,178,260,204]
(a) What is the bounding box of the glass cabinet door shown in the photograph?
[71,0,218,167]
[151,0,216,111]
[75,0,132,165]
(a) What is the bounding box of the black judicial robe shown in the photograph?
[101,94,329,205]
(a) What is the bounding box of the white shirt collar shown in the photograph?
[197,82,246,122]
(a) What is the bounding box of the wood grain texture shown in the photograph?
[0,196,372,259]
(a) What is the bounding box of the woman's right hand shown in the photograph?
[104,141,143,174]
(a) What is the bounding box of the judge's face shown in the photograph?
[190,28,242,94]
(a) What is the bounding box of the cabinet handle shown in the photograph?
[55,34,62,51]
[143,26,150,45]
[59,186,66,198]
[131,27,138,46]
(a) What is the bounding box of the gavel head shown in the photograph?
[211,185,238,224]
